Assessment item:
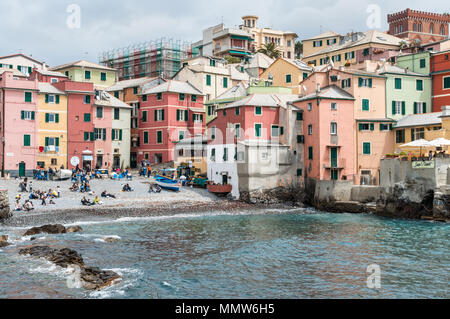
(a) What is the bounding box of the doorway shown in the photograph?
[19,162,26,177]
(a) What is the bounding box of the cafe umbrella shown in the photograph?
[399,139,434,157]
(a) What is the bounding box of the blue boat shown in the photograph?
[153,175,181,192]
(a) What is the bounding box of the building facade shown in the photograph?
[431,50,450,112]
[0,53,48,77]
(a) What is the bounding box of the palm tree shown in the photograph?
[295,41,303,59]
[258,42,282,59]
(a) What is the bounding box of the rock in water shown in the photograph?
[66,226,83,233]
[23,224,67,236]
[103,237,119,243]
[18,245,121,290]
[0,235,9,247]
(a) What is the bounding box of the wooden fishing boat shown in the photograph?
[154,175,181,192]
[207,183,232,196]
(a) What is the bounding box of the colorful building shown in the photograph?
[36,83,68,169]
[137,80,206,165]
[49,60,117,89]
[260,58,312,93]
[293,85,355,181]
[302,31,341,58]
[204,82,248,124]
[0,71,39,177]
[431,50,450,112]
[174,135,207,176]
[0,53,48,77]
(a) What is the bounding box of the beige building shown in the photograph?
[302,31,341,58]
[0,53,48,77]
[241,15,298,59]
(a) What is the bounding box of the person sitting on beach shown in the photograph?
[101,190,116,198]
[29,191,39,200]
[122,184,133,192]
[19,182,28,192]
[40,194,47,206]
[81,196,93,206]
[69,182,79,192]
[49,198,56,205]
[14,200,22,211]
[23,200,34,211]
[93,196,103,205]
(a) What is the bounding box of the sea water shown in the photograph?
[0,210,448,298]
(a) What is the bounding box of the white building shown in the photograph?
[0,53,48,77]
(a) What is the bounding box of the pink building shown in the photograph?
[293,86,356,180]
[137,80,206,164]
[92,95,113,169]
[0,71,39,177]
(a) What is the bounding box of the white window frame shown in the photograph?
[155,109,164,121]
[193,113,202,123]
[271,125,280,138]
[235,123,240,138]
[415,102,424,114]
[330,122,337,135]
[394,101,402,115]
[112,128,120,141]
[308,124,312,135]
[48,94,55,104]
[443,76,450,90]
[23,111,33,120]
[331,102,337,110]
[48,113,56,123]
[178,109,186,121]
[307,103,312,111]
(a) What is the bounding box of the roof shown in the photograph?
[38,83,65,95]
[106,77,155,91]
[229,65,250,81]
[175,135,207,146]
[205,82,248,105]
[377,63,428,77]
[356,118,396,122]
[222,93,299,109]
[337,67,386,78]
[0,68,27,77]
[50,60,116,72]
[303,31,340,41]
[293,85,355,102]
[246,53,274,69]
[94,91,132,109]
[36,69,68,77]
[394,112,442,128]
[304,30,406,58]
[142,80,203,95]
[0,53,47,66]
[283,58,313,71]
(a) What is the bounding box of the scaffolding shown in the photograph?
[98,38,200,80]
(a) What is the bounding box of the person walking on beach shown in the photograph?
[147,165,152,178]
[56,186,61,198]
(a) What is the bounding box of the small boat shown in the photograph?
[153,175,181,192]
[54,169,72,180]
[207,183,232,196]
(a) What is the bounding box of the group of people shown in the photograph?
[122,184,133,192]
[14,185,61,211]
[428,150,447,160]
[69,180,91,193]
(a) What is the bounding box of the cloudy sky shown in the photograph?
[0,0,448,66]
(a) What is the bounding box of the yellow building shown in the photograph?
[260,58,313,94]
[303,30,405,68]
[174,136,207,175]
[37,83,68,169]
[241,15,297,59]
[393,107,450,156]
[302,31,341,58]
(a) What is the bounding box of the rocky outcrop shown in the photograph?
[103,237,120,243]
[19,246,121,290]
[0,235,9,248]
[0,190,12,220]
[23,224,83,236]
[240,186,307,207]
[432,191,450,221]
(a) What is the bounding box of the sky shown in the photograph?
[0,0,448,66]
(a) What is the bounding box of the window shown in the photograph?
[176,109,188,121]
[156,131,163,144]
[101,72,107,81]
[25,92,32,102]
[235,124,240,138]
[235,107,240,115]
[362,142,371,155]
[392,101,405,115]
[411,128,425,141]
[114,108,120,120]
[211,126,216,140]
[330,122,337,135]
[223,109,226,116]
[296,112,303,120]
[420,59,426,68]
[255,106,262,115]
[23,134,31,146]
[51,78,58,83]
[313,40,323,47]
[157,92,162,100]
[380,124,390,131]
[414,102,426,114]
[21,110,35,120]
[155,109,165,121]
[341,78,351,88]
[84,95,91,104]
[308,146,313,160]
[85,71,91,80]
[271,125,279,137]
[45,113,59,123]
[285,74,292,83]
[223,148,228,161]
[142,110,147,122]
[394,78,402,90]
[178,130,185,141]
[331,102,337,110]
[358,77,372,88]
[255,123,262,137]
[84,113,91,122]
[114,91,120,98]
[93,128,106,140]
[287,40,292,47]
[416,79,423,91]
[45,137,59,147]
[179,93,185,101]
[443,76,450,89]
[206,74,211,86]
[358,123,370,131]
[396,130,405,143]
[307,103,312,111]
[211,148,216,161]
[362,99,370,111]
[308,124,312,135]
[96,107,103,118]
[344,51,355,60]
[193,114,203,123]
[303,72,308,80]
[210,59,216,67]
[223,77,228,88]
[191,95,197,102]
[143,131,149,144]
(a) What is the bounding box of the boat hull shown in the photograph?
[154,175,181,192]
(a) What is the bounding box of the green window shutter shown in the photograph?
[296,112,303,120]
[185,110,188,121]
[157,92,162,100]
[21,110,25,120]
[17,66,21,71]
[56,95,60,104]
[114,108,119,120]
[161,109,164,121]
[402,101,406,115]
[25,92,32,102]
[414,102,417,114]
[157,131,162,143]
[392,101,396,115]
[45,137,49,146]
[362,99,369,111]
[84,132,89,141]
[24,135,30,146]
[154,110,157,121]
[191,95,197,102]
[143,131,149,144]
[358,123,363,131]
[31,111,35,120]
[280,126,284,135]
[223,77,228,88]
[370,123,374,131]
[55,138,59,147]
[416,80,423,91]
[255,106,261,115]
[176,110,180,121]
[90,132,94,141]
[119,129,123,141]
[395,78,402,89]
[285,75,291,83]
[444,77,450,89]
[45,113,49,123]
[363,142,371,155]
[206,75,211,86]
[142,94,147,101]
[55,114,59,123]
[368,78,372,88]
[423,103,427,113]
[84,113,90,122]
[236,107,240,115]
[200,114,203,122]
[255,124,261,137]
[45,94,49,103]
[308,146,313,160]
[112,129,115,140]
[358,78,363,87]
[103,128,106,141]
[379,123,383,130]
[420,59,426,68]
[142,111,147,122]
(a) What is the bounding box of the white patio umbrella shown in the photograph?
[400,139,434,148]
[429,137,450,147]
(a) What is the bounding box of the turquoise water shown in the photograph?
[0,210,448,298]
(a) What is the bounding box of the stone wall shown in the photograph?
[0,190,11,219]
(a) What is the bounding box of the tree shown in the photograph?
[258,42,281,59]
[224,55,242,64]
[295,41,303,59]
